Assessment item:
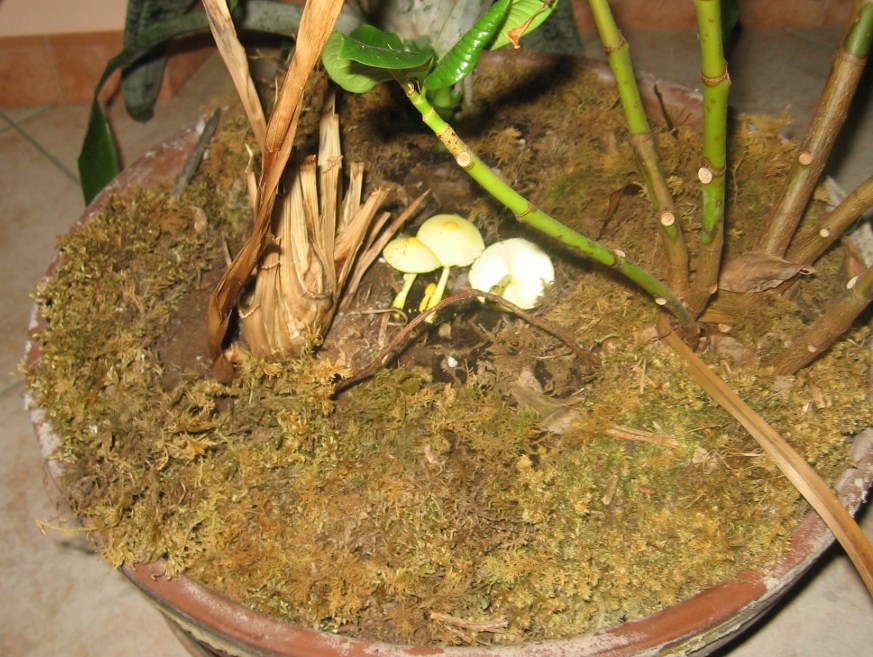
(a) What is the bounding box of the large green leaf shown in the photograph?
[423,0,511,91]
[78,100,122,204]
[122,0,199,122]
[78,0,309,203]
[322,32,394,94]
[340,24,434,70]
[488,0,559,51]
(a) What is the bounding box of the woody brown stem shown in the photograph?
[767,264,873,375]
[787,175,873,266]
[758,1,872,257]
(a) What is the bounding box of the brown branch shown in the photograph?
[758,13,869,257]
[334,289,599,393]
[787,175,873,266]
[767,264,873,375]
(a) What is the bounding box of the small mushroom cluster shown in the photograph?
[382,213,555,316]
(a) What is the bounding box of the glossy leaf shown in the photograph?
[423,0,511,91]
[339,24,434,70]
[78,100,121,204]
[489,0,559,51]
[122,0,198,122]
[322,32,392,93]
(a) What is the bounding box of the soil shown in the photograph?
[28,54,872,647]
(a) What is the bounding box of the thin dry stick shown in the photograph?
[605,424,679,449]
[429,611,508,633]
[334,289,599,393]
[659,314,873,597]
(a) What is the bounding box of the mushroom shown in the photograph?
[416,214,485,311]
[468,238,555,310]
[381,235,442,311]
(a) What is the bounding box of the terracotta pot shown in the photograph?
[27,56,873,657]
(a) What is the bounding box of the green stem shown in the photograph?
[404,81,696,333]
[586,0,689,301]
[689,0,730,314]
[758,0,872,258]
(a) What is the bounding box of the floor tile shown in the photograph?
[0,388,188,657]
[0,128,84,386]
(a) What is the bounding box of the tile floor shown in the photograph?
[2,28,872,657]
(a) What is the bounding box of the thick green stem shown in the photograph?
[767,264,873,375]
[758,0,872,258]
[787,175,873,266]
[404,82,696,333]
[586,0,689,300]
[689,0,730,315]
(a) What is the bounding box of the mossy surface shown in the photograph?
[26,59,872,646]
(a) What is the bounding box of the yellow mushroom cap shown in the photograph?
[382,235,442,273]
[416,214,485,267]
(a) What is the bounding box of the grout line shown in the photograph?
[0,107,80,185]
[0,378,25,400]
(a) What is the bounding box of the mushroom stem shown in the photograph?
[426,266,452,311]
[392,273,418,310]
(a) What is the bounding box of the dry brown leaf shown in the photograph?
[709,334,757,367]
[719,251,814,293]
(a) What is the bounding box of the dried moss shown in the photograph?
[26,60,872,647]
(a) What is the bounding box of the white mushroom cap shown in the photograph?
[469,238,555,310]
[382,235,441,273]
[416,214,485,267]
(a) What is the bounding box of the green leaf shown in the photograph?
[322,32,392,94]
[121,0,198,122]
[340,24,434,70]
[423,0,511,91]
[514,0,583,55]
[721,0,740,47]
[77,0,309,201]
[489,0,559,51]
[78,100,122,205]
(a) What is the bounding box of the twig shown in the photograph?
[171,108,221,199]
[767,263,873,375]
[605,424,679,448]
[429,611,508,633]
[334,289,599,393]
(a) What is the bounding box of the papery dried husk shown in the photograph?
[719,251,815,293]
[239,97,403,357]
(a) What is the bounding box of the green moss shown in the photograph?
[25,65,873,647]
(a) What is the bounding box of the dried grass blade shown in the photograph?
[341,191,430,302]
[605,424,679,448]
[659,315,873,597]
[201,0,266,147]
